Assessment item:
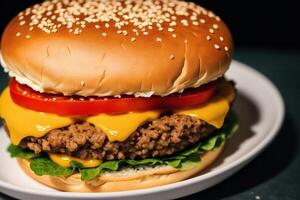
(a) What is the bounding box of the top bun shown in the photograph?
[1,0,233,97]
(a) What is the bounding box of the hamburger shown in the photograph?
[0,0,238,192]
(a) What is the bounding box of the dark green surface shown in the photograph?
[0,48,299,200]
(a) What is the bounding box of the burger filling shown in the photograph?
[19,115,216,160]
[1,79,238,181]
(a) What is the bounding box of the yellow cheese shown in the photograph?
[49,154,101,168]
[176,96,229,128]
[87,111,160,142]
[176,80,235,128]
[0,88,74,145]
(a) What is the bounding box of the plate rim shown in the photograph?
[0,60,285,198]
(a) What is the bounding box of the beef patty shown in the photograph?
[19,114,216,161]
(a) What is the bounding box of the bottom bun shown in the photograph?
[17,145,224,192]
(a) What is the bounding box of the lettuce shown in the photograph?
[7,144,38,159]
[30,158,73,176]
[8,112,238,181]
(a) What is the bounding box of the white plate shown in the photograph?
[0,60,284,200]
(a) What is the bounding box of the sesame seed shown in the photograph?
[209,29,215,34]
[81,81,85,87]
[190,15,197,21]
[224,46,229,51]
[26,35,30,39]
[180,19,188,26]
[213,24,219,29]
[170,54,175,60]
[184,39,188,43]
[206,35,211,41]
[74,28,80,35]
[16,32,21,37]
[208,11,215,18]
[19,21,26,26]
[172,34,176,38]
[156,37,162,42]
[168,27,174,32]
[219,36,224,42]
[102,32,107,36]
[214,44,220,50]
[131,37,136,42]
[18,0,223,37]
[169,21,177,26]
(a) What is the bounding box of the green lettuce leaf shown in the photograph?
[8,112,238,181]
[80,167,101,181]
[99,160,120,171]
[164,159,182,168]
[125,158,163,166]
[30,158,73,177]
[70,160,84,170]
[7,144,38,159]
[177,154,201,171]
[178,143,202,157]
[80,161,121,181]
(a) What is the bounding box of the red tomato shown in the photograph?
[9,79,216,116]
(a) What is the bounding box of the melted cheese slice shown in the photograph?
[49,154,101,168]
[176,80,235,128]
[87,111,160,141]
[0,88,74,145]
[0,81,235,145]
[176,96,229,128]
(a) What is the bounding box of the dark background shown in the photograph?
[0,0,299,48]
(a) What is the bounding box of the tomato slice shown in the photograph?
[9,79,216,116]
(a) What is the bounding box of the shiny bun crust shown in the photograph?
[1,0,233,97]
[17,145,223,192]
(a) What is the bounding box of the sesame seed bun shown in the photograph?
[1,0,232,97]
[17,145,223,192]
